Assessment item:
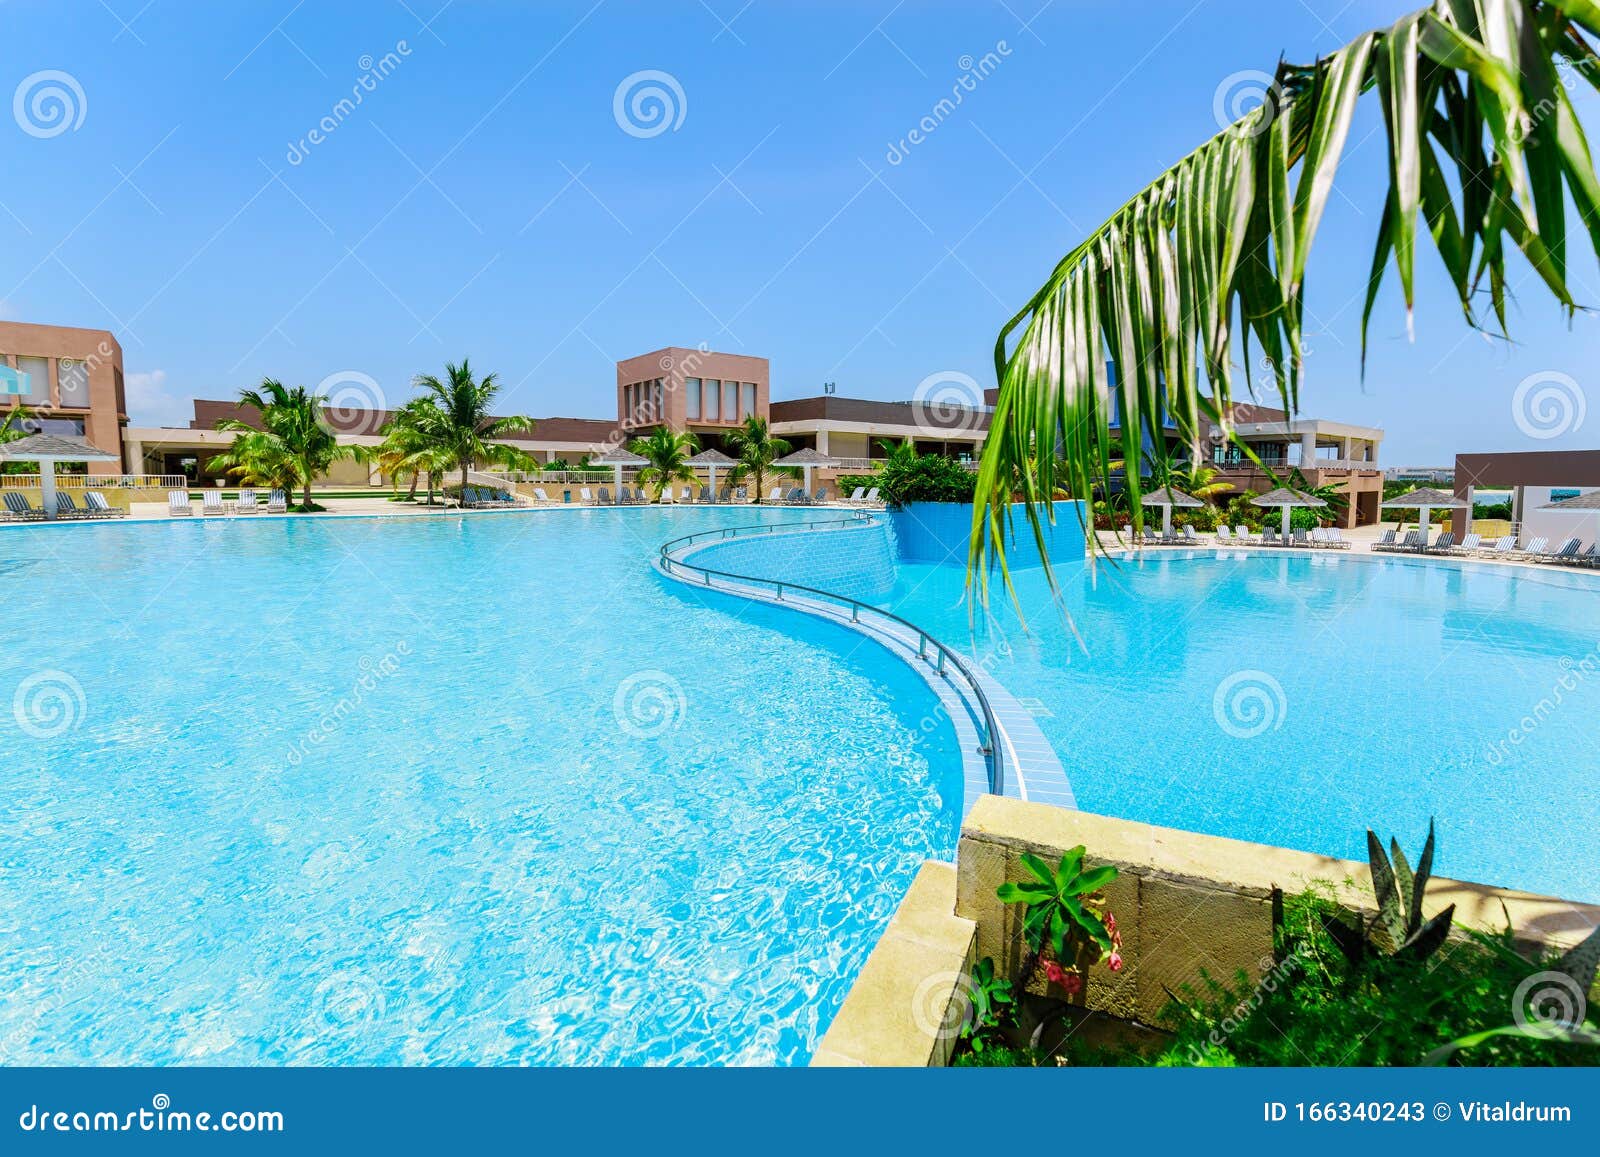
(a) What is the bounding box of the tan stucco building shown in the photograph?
[0,321,128,475]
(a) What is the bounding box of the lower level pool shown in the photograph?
[883,546,1600,903]
[0,509,962,1065]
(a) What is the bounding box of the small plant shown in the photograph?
[957,957,1015,1056]
[997,847,1121,995]
[1318,820,1455,967]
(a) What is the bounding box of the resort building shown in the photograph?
[1453,447,1600,542]
[0,321,127,476]
[1202,402,1385,526]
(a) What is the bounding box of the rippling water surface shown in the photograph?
[0,509,962,1065]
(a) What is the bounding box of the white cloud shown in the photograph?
[124,369,192,428]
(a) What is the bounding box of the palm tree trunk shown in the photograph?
[405,472,418,501]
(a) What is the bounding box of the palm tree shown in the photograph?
[1284,466,1350,523]
[411,359,537,493]
[1157,461,1232,504]
[369,397,452,505]
[209,379,350,511]
[727,416,797,503]
[973,0,1600,601]
[629,426,699,501]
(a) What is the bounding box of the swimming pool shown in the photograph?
[881,544,1600,903]
[0,508,963,1065]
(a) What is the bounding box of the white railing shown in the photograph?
[0,473,185,489]
[829,458,882,472]
[1305,458,1381,472]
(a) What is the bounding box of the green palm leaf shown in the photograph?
[974,0,1600,605]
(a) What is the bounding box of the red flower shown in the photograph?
[1059,972,1083,995]
[1044,961,1066,984]
[1108,952,1124,972]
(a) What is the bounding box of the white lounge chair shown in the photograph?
[1325,527,1350,549]
[1233,524,1256,543]
[1540,536,1582,563]
[1478,534,1515,558]
[266,489,288,514]
[1182,525,1201,544]
[533,487,553,505]
[235,487,259,514]
[767,487,783,502]
[1516,536,1550,559]
[83,491,125,518]
[1452,532,1480,555]
[864,487,881,506]
[1215,525,1233,543]
[167,490,193,517]
[846,486,866,505]
[202,490,225,516]
[580,487,595,505]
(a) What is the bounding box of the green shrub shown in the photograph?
[877,453,977,507]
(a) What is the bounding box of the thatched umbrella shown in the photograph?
[0,433,121,520]
[1251,486,1327,540]
[773,447,837,497]
[1140,485,1201,538]
[1381,486,1466,549]
[685,448,737,502]
[590,447,647,504]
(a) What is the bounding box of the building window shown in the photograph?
[58,359,90,407]
[722,381,737,422]
[16,355,49,403]
[685,377,701,420]
[741,382,755,419]
[652,379,664,424]
[705,379,720,421]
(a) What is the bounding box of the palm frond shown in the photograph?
[973,0,1600,609]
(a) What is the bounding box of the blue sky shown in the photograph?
[2,0,1598,463]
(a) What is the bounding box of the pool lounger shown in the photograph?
[3,491,47,521]
[266,490,288,514]
[235,487,259,514]
[83,491,126,518]
[167,490,193,517]
[1540,537,1584,564]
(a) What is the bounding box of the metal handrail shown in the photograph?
[657,514,1005,797]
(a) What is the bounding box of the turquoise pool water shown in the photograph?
[0,509,962,1065]
[882,547,1600,902]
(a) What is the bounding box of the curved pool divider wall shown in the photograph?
[815,796,1600,1067]
[890,499,1088,568]
[688,514,899,603]
[655,515,1074,815]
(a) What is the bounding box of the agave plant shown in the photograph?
[1320,820,1456,965]
[973,0,1600,603]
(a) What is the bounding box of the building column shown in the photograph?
[1300,430,1316,466]
[815,428,829,455]
[123,438,144,476]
